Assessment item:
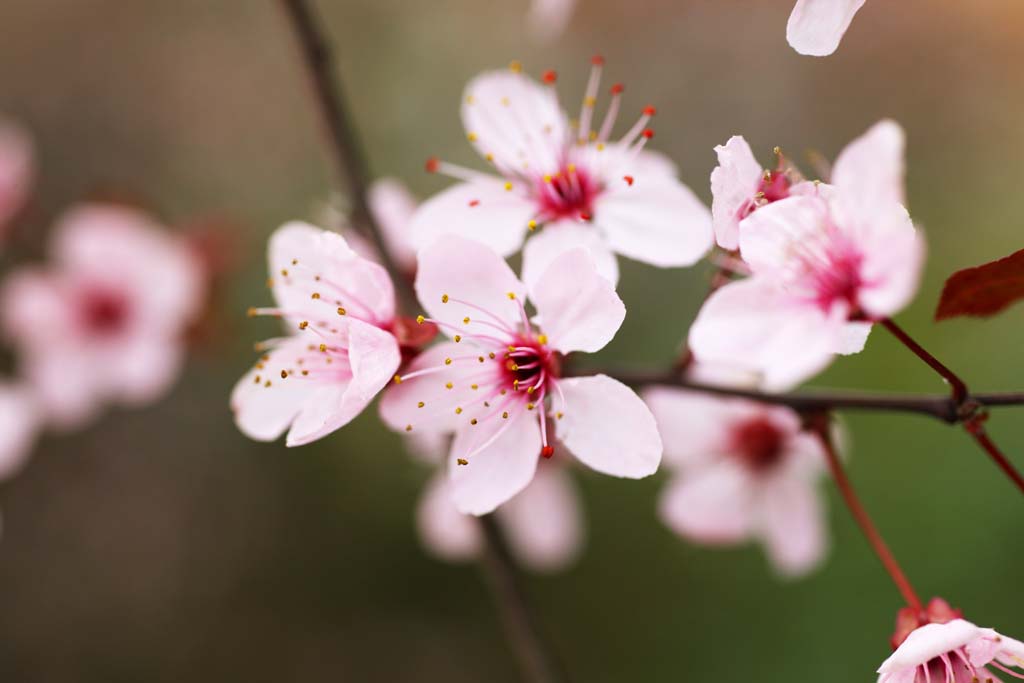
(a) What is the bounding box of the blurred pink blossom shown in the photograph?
[644,383,829,577]
[1,205,204,428]
[0,119,32,239]
[526,0,577,42]
[878,618,1024,683]
[366,178,419,273]
[689,120,925,390]
[0,383,39,482]
[411,60,711,287]
[231,222,401,446]
[381,236,661,515]
[787,0,866,56]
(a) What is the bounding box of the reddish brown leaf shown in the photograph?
[935,248,1024,321]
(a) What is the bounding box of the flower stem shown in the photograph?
[277,2,570,678]
[810,415,923,611]
[880,317,1024,496]
[478,515,569,683]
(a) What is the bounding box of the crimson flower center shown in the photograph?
[80,286,131,336]
[535,166,599,222]
[730,417,785,470]
[501,335,559,396]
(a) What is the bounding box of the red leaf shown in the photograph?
[935,248,1024,321]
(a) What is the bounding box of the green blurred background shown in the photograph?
[0,1,1022,680]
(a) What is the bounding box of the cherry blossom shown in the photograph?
[367,178,419,273]
[380,236,661,515]
[0,383,39,482]
[0,119,33,238]
[787,0,867,57]
[643,382,829,577]
[689,120,925,390]
[526,0,577,42]
[410,59,712,287]
[231,222,402,446]
[878,606,1024,683]
[1,204,204,428]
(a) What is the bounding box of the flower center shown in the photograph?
[80,286,131,336]
[739,167,793,221]
[729,417,785,470]
[501,335,560,396]
[535,165,599,222]
[809,241,864,313]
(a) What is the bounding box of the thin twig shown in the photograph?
[278,0,416,312]
[809,414,923,611]
[478,515,569,683]
[880,318,968,403]
[277,3,568,680]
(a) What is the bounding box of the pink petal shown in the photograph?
[99,335,185,407]
[449,408,541,515]
[521,220,619,288]
[499,464,583,572]
[758,472,828,577]
[878,620,984,674]
[554,375,661,478]
[367,178,419,271]
[831,119,906,221]
[461,70,569,173]
[738,195,831,277]
[416,471,483,562]
[526,0,577,42]
[0,120,33,232]
[855,204,925,318]
[528,248,625,355]
[658,463,756,544]
[593,175,712,268]
[786,0,866,56]
[993,632,1024,668]
[409,180,535,259]
[270,221,395,326]
[688,277,844,391]
[710,136,763,250]
[837,321,872,355]
[414,236,526,338]
[965,630,1003,669]
[0,384,39,481]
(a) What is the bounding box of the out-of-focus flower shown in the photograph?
[381,236,661,515]
[367,178,420,274]
[231,222,402,446]
[878,600,1024,683]
[0,119,33,238]
[710,138,814,251]
[787,0,866,56]
[0,384,39,482]
[690,120,924,390]
[1,205,204,428]
[526,0,577,42]
[411,59,712,287]
[643,383,829,577]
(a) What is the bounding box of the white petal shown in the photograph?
[710,136,763,250]
[831,119,905,219]
[416,471,483,562]
[837,321,872,355]
[738,195,830,277]
[878,620,984,674]
[521,221,619,288]
[658,463,756,544]
[786,0,867,56]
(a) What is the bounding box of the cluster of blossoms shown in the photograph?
[0,118,208,531]
[232,49,1021,675]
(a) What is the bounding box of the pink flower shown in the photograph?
[526,0,577,42]
[0,383,39,482]
[231,222,402,446]
[878,612,1024,683]
[417,457,583,572]
[0,118,32,237]
[643,384,829,577]
[689,120,925,390]
[787,0,867,56]
[411,59,712,287]
[380,236,662,514]
[366,178,419,273]
[710,137,815,251]
[1,205,204,428]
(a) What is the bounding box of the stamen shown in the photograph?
[577,57,604,144]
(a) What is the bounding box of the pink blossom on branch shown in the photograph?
[380,236,662,515]
[690,120,925,391]
[787,0,867,56]
[231,222,402,446]
[411,59,712,287]
[0,118,33,239]
[1,205,204,428]
[644,384,830,577]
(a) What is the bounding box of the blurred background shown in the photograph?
[0,1,1022,680]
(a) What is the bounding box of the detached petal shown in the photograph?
[414,236,526,337]
[658,463,756,544]
[710,136,763,250]
[786,0,866,57]
[528,248,625,355]
[555,375,661,478]
[688,277,843,391]
[594,175,712,268]
[449,409,541,515]
[461,70,569,172]
[416,472,482,562]
[500,465,583,572]
[521,221,619,288]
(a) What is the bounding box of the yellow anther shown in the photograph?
[589,130,597,141]
[527,403,535,410]
[291,258,298,265]
[393,375,402,384]
[471,384,479,390]
[477,356,484,363]
[455,407,463,415]
[445,382,453,389]
[467,132,478,142]
[470,419,478,425]
[488,352,496,359]
[454,335,462,343]
[266,278,275,288]
[280,269,289,277]
[509,60,522,72]
[556,411,564,419]
[567,164,576,173]
[264,380,272,387]
[596,143,605,151]
[543,174,553,183]
[417,401,425,408]
[253,375,261,384]
[280,370,288,379]
[311,292,321,300]
[763,170,772,182]
[500,389,507,395]
[457,458,468,465]
[319,343,327,352]
[463,317,471,324]
[584,96,596,108]
[773,145,782,156]
[465,95,475,105]
[528,220,538,231]
[486,153,494,162]
[537,334,548,344]
[301,370,309,376]
[441,294,449,303]
[445,358,453,365]
[247,307,257,318]
[500,97,510,107]
[502,411,509,419]
[527,386,535,394]
[337,307,346,316]
[504,181,513,191]
[507,292,516,300]
[416,315,425,324]
[405,424,413,432]
[299,321,309,330]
